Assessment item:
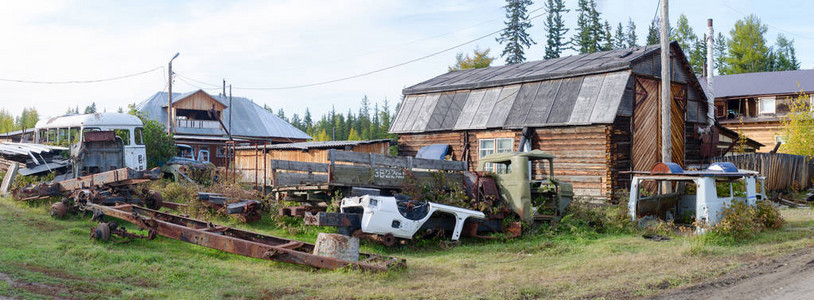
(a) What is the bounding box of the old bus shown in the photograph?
[34,113,147,170]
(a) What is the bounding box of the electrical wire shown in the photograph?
[0,66,163,84]
[181,10,547,91]
[721,3,814,41]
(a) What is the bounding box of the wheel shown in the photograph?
[380,233,396,247]
[50,202,67,219]
[93,223,111,241]
[145,190,163,210]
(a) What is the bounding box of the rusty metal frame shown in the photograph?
[88,203,405,272]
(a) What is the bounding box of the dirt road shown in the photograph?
[651,246,814,299]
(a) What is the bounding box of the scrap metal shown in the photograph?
[88,203,405,272]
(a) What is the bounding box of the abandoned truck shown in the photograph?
[297,149,574,244]
[628,162,768,233]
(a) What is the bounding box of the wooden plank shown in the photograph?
[526,80,561,125]
[426,92,455,131]
[269,160,329,173]
[390,95,418,132]
[330,164,464,189]
[273,172,329,186]
[412,158,466,171]
[330,150,465,171]
[440,91,469,130]
[569,74,606,124]
[453,89,486,130]
[632,77,660,172]
[411,93,440,132]
[590,71,631,123]
[671,83,686,167]
[505,82,541,127]
[546,77,583,124]
[486,84,521,128]
[469,87,502,129]
[402,95,426,132]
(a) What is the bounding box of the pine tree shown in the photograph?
[303,108,313,132]
[714,32,728,75]
[723,14,771,74]
[625,18,638,48]
[671,14,697,55]
[600,21,613,51]
[573,0,602,53]
[276,108,288,122]
[614,22,626,49]
[646,20,659,45]
[84,102,97,114]
[774,34,800,71]
[689,35,707,75]
[497,0,535,64]
[543,0,569,59]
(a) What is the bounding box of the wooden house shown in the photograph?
[699,69,814,152]
[390,42,712,201]
[136,89,311,167]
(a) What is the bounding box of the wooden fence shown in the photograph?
[713,153,814,191]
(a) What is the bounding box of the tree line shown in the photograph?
[264,96,398,144]
[452,0,801,76]
[0,107,39,134]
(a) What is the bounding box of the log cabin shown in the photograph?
[390,42,717,201]
[136,89,311,167]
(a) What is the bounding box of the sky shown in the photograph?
[2,0,814,122]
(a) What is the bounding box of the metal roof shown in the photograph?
[390,70,631,133]
[236,139,391,151]
[136,91,311,140]
[35,113,142,129]
[699,69,814,99]
[403,43,664,95]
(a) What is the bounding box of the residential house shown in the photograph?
[136,89,311,167]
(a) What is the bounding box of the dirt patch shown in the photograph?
[12,263,81,281]
[260,287,302,298]
[648,246,814,299]
[0,271,73,299]
[3,263,113,298]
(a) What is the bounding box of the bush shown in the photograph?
[559,200,636,234]
[710,200,784,241]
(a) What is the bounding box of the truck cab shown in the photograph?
[477,150,574,222]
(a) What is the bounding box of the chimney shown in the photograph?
[706,19,715,127]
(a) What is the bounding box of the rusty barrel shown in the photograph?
[313,233,360,262]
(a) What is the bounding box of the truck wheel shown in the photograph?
[93,223,111,241]
[379,233,396,247]
[145,190,163,210]
[50,202,67,219]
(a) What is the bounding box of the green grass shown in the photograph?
[1,196,814,299]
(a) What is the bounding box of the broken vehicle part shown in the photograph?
[87,203,404,272]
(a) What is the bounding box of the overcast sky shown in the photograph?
[2,0,814,122]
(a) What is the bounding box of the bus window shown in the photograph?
[134,127,144,145]
[114,129,131,145]
[70,127,80,143]
[47,129,57,144]
[38,129,46,143]
[58,128,69,145]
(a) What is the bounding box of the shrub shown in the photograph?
[710,200,784,241]
[559,200,636,234]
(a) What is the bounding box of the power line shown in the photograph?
[183,10,547,91]
[0,66,163,85]
[721,3,814,41]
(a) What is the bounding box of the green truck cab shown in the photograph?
[477,150,574,222]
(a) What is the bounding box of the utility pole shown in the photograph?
[167,52,180,134]
[706,19,715,127]
[229,84,232,140]
[660,0,671,163]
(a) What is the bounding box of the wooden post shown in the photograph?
[660,0,671,164]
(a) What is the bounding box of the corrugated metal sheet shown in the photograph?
[390,70,631,133]
[699,69,814,99]
[136,90,311,140]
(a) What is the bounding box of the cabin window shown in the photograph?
[759,97,775,114]
[134,128,144,145]
[479,138,513,173]
[114,129,131,145]
[217,145,227,158]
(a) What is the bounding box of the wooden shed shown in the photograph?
[233,139,391,187]
[390,42,711,201]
